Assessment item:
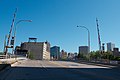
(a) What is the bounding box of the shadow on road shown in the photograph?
[3,65,119,80]
[0,64,11,71]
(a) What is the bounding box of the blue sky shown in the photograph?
[0,0,120,53]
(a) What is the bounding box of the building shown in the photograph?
[50,46,60,60]
[20,41,50,60]
[74,52,78,60]
[79,46,89,55]
[107,42,115,51]
[74,52,78,57]
[60,50,67,59]
[14,46,27,56]
[67,52,75,60]
[113,48,120,57]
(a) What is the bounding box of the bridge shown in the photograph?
[0,56,120,80]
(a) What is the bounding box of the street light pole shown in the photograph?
[77,26,90,53]
[12,20,32,54]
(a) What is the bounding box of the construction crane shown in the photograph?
[96,18,102,54]
[4,8,17,55]
[3,35,7,53]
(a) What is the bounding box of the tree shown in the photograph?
[28,52,34,59]
[77,53,86,60]
[90,51,101,61]
[90,51,96,60]
[102,51,113,60]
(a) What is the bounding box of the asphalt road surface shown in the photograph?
[0,60,120,80]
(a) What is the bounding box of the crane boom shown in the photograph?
[96,18,101,53]
[4,8,17,55]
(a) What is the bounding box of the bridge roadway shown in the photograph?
[0,59,120,80]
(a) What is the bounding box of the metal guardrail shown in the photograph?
[0,55,8,59]
[0,55,27,59]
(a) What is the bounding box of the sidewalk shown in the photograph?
[67,60,120,68]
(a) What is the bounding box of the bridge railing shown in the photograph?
[0,55,17,64]
[0,55,9,59]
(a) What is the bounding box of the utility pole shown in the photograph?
[96,18,102,55]
[4,8,17,55]
[12,20,32,54]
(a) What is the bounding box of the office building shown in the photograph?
[20,40,50,60]
[107,42,115,51]
[50,46,60,60]
[60,50,67,59]
[113,48,120,57]
[79,46,89,55]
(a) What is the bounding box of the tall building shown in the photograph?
[107,42,115,51]
[20,41,50,60]
[79,46,89,55]
[60,50,67,59]
[50,46,60,60]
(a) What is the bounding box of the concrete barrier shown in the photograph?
[0,58,17,64]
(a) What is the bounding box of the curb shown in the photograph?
[74,61,119,68]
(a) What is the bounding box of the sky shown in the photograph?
[0,0,120,53]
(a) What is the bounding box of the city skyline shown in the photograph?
[1,0,120,53]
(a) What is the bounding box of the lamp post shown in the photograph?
[12,20,32,54]
[77,25,90,53]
